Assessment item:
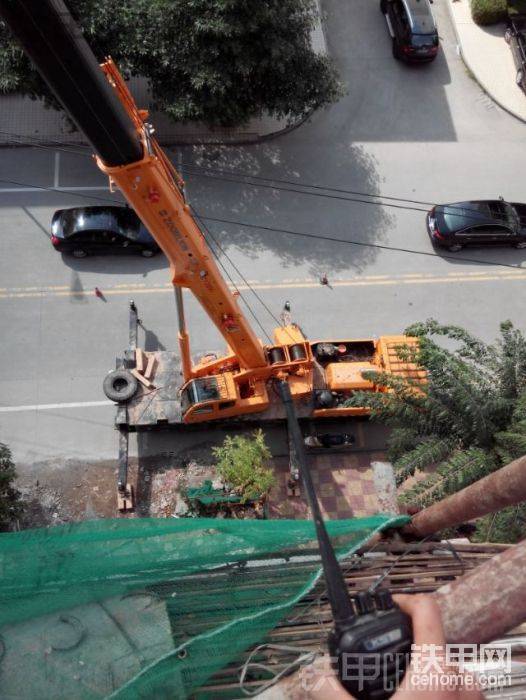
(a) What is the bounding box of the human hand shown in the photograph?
[303,594,484,699]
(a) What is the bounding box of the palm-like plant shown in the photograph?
[345,320,526,514]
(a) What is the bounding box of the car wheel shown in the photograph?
[380,0,387,13]
[515,240,526,249]
[72,248,88,258]
[103,369,138,403]
[392,39,402,60]
[517,69,524,86]
[448,244,463,252]
[504,28,512,44]
[140,248,155,258]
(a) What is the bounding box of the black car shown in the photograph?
[51,206,160,258]
[505,15,526,92]
[427,199,526,251]
[381,0,439,62]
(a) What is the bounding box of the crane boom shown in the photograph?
[1,0,423,426]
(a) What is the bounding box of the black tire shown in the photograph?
[72,249,88,258]
[392,39,402,60]
[103,369,138,402]
[504,28,512,44]
[516,69,524,87]
[515,240,526,249]
[140,248,155,258]
[380,0,387,13]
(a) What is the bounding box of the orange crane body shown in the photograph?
[97,60,423,425]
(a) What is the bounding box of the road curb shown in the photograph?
[445,0,526,125]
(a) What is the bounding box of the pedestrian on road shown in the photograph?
[320,274,332,289]
[280,300,292,326]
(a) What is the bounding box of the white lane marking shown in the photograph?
[0,400,112,413]
[0,186,111,193]
[54,151,60,188]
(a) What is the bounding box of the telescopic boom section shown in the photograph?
[0,0,267,372]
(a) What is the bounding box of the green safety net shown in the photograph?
[0,515,408,699]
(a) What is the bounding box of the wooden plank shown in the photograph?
[144,354,157,380]
[131,368,155,389]
[135,347,146,373]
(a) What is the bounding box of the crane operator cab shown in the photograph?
[180,374,271,423]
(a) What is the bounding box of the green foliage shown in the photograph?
[470,0,507,25]
[213,429,275,502]
[474,504,526,543]
[0,443,23,531]
[346,320,526,542]
[0,0,343,127]
[400,448,496,508]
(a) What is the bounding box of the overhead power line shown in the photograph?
[0,129,513,226]
[0,181,522,271]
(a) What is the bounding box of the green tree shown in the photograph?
[344,320,526,540]
[213,429,275,502]
[0,443,23,531]
[0,0,342,127]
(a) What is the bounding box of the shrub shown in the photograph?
[213,430,275,503]
[470,0,507,25]
[0,443,23,530]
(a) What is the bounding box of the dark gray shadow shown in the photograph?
[177,142,393,275]
[69,269,88,303]
[22,206,51,239]
[142,326,166,351]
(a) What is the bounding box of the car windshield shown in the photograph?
[60,208,106,237]
[442,203,487,230]
[410,33,438,45]
[115,208,141,240]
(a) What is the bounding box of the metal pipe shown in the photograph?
[0,0,143,166]
[436,539,526,643]
[174,287,192,381]
[407,455,526,538]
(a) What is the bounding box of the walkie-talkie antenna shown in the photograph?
[277,380,355,626]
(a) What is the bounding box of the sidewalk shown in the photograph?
[0,1,326,147]
[447,0,526,122]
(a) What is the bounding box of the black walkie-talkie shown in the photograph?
[278,381,412,700]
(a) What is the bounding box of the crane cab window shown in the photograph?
[181,378,220,413]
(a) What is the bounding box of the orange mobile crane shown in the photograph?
[1,1,423,430]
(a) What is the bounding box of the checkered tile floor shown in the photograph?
[268,451,387,520]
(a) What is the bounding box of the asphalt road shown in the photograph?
[1,0,526,469]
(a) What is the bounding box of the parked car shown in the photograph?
[427,199,526,251]
[505,15,526,92]
[380,0,439,62]
[51,206,160,258]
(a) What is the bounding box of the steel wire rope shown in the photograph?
[193,216,274,344]
[190,205,299,344]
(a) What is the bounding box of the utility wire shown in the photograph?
[0,181,523,270]
[201,215,526,271]
[192,211,273,344]
[191,204,294,339]
[181,162,521,226]
[0,128,518,226]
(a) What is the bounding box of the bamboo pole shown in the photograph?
[406,455,526,538]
